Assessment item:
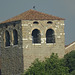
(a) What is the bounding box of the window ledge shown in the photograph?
[5,46,10,48]
[46,43,55,45]
[32,43,41,45]
[13,45,18,47]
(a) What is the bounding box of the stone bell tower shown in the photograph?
[0,9,65,75]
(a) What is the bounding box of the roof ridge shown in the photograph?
[28,9,64,19]
[0,9,65,24]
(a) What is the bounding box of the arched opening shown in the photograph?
[47,21,53,24]
[46,29,55,43]
[5,30,10,46]
[32,29,41,43]
[13,29,18,45]
[33,21,39,24]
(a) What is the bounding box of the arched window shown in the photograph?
[46,29,55,43]
[5,30,10,46]
[33,21,39,24]
[32,29,41,43]
[13,29,18,45]
[47,21,53,24]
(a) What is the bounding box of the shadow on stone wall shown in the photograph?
[0,70,1,75]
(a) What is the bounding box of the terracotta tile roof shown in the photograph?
[0,9,65,24]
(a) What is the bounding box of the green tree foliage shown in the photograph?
[24,59,45,75]
[64,50,75,73]
[70,70,75,75]
[23,53,69,75]
[44,53,69,75]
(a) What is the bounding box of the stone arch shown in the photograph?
[5,30,10,46]
[32,29,41,43]
[46,29,55,43]
[13,29,18,45]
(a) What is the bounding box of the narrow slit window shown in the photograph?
[13,29,18,45]
[5,30,10,46]
[32,29,41,43]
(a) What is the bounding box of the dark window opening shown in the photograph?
[0,69,1,75]
[47,21,53,24]
[5,30,10,46]
[5,25,8,28]
[13,29,18,45]
[33,21,39,24]
[32,29,41,43]
[46,29,55,43]
[13,23,16,27]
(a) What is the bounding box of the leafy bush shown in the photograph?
[64,50,75,73]
[23,53,69,75]
[70,70,75,75]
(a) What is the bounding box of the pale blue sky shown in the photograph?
[0,0,75,45]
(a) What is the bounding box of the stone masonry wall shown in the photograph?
[0,21,24,75]
[21,20,65,70]
[0,20,65,74]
